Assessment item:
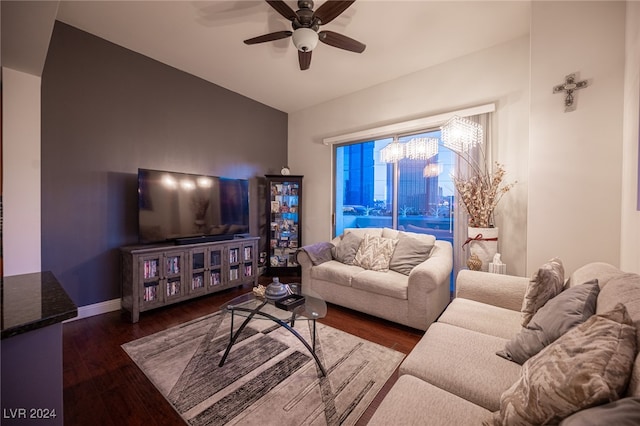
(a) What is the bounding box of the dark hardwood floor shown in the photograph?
[63,278,423,425]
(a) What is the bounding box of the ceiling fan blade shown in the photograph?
[266,0,297,21]
[244,31,293,45]
[318,30,365,53]
[313,0,355,24]
[298,50,312,70]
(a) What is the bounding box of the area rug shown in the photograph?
[122,307,405,426]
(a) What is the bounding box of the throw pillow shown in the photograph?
[331,232,363,265]
[398,230,436,246]
[521,257,565,327]
[497,278,600,364]
[490,304,637,426]
[353,234,398,271]
[559,397,640,426]
[389,233,435,275]
[300,242,334,265]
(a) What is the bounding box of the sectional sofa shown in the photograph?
[368,261,640,425]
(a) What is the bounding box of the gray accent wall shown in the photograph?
[41,22,287,307]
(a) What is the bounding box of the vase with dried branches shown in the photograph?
[443,116,516,271]
[452,161,515,229]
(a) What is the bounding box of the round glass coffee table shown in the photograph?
[217,286,328,376]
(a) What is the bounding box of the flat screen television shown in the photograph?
[137,168,250,244]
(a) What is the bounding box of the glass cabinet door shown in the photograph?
[164,252,184,300]
[209,248,223,289]
[141,255,162,305]
[266,175,302,276]
[243,243,255,279]
[228,246,241,283]
[190,250,207,295]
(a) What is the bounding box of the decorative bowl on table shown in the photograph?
[265,277,289,299]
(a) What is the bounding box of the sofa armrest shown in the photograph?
[405,240,454,329]
[455,270,528,311]
[408,241,453,293]
[296,248,313,289]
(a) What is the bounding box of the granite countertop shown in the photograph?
[1,271,78,339]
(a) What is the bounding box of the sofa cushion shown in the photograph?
[353,234,398,271]
[388,232,435,275]
[491,304,637,425]
[595,272,640,397]
[368,375,493,426]
[342,227,383,238]
[559,397,640,426]
[400,323,521,412]
[331,231,363,265]
[521,257,565,327]
[381,227,400,239]
[438,298,523,340]
[382,226,436,241]
[351,269,408,300]
[566,261,624,288]
[310,260,362,287]
[498,278,600,364]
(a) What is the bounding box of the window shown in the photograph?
[334,129,455,250]
[335,139,393,232]
[329,107,493,293]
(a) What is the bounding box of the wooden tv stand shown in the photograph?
[120,237,259,323]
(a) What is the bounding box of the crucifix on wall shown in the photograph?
[553,73,589,112]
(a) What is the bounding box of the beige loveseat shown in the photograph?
[296,227,453,331]
[368,262,640,425]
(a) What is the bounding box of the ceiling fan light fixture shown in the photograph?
[292,28,319,52]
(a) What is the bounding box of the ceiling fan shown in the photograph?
[244,0,366,71]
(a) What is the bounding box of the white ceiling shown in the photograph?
[54,0,531,113]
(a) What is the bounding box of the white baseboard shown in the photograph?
[65,298,121,322]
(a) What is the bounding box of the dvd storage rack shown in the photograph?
[121,237,259,323]
[265,174,303,276]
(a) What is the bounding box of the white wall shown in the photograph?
[2,68,42,276]
[620,1,640,274]
[528,1,626,275]
[2,1,57,276]
[290,1,634,278]
[289,36,531,276]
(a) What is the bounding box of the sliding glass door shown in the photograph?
[333,129,456,250]
[334,138,393,233]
